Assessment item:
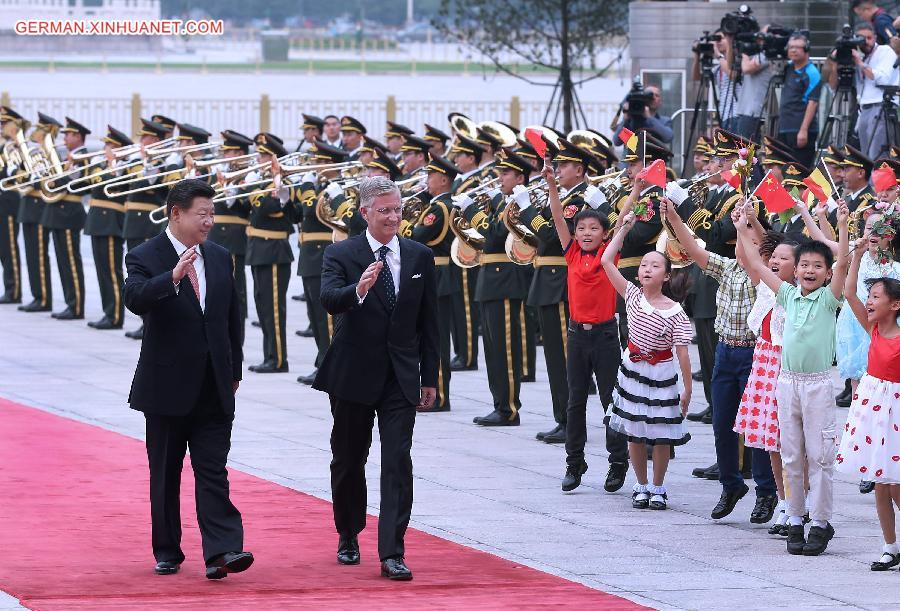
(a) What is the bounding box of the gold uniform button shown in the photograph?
[495,267,500,272]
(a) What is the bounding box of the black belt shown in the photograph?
[861,102,880,109]
[568,318,616,333]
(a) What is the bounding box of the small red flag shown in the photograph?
[872,166,897,193]
[619,127,639,152]
[752,170,795,214]
[524,128,548,159]
[637,158,667,188]
[721,170,742,190]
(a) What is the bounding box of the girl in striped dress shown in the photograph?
[601,212,693,511]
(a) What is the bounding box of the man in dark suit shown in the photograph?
[124,179,254,580]
[313,176,439,581]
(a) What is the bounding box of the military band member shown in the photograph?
[41,116,90,320]
[457,150,532,425]
[691,135,714,176]
[423,123,450,158]
[17,113,60,313]
[209,129,255,341]
[296,141,348,384]
[357,135,386,167]
[475,128,501,180]
[400,154,459,412]
[151,114,176,139]
[339,116,366,161]
[83,126,133,329]
[384,121,413,163]
[837,144,875,231]
[771,161,811,234]
[366,148,402,181]
[448,135,484,371]
[246,134,297,373]
[0,107,23,304]
[121,117,170,339]
[297,114,325,154]
[822,144,845,198]
[399,135,431,179]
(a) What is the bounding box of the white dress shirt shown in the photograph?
[857,43,900,105]
[166,227,207,312]
[358,230,401,302]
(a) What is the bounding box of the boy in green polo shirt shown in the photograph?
[737,201,849,558]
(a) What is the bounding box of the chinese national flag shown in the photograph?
[619,127,639,152]
[752,170,795,214]
[721,170,742,190]
[637,158,667,188]
[802,165,833,203]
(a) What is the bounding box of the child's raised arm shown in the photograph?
[844,237,872,333]
[736,203,784,294]
[544,157,571,250]
[659,197,709,270]
[796,198,838,254]
[830,201,851,301]
[601,211,635,298]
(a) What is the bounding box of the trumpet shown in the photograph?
[209,154,338,202]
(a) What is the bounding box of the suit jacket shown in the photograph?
[312,233,439,406]
[124,232,243,417]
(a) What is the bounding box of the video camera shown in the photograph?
[693,31,722,59]
[735,25,795,61]
[625,78,655,119]
[720,4,758,37]
[833,24,864,65]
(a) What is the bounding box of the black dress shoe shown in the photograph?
[449,355,478,371]
[251,320,261,328]
[536,423,563,441]
[692,462,717,478]
[0,293,21,304]
[295,326,314,338]
[52,307,83,320]
[711,483,749,519]
[562,461,587,492]
[701,410,713,425]
[703,464,720,480]
[92,318,122,330]
[691,369,703,382]
[686,407,710,422]
[835,378,852,403]
[871,552,900,571]
[154,560,181,575]
[291,293,306,302]
[337,535,360,565]
[19,300,51,312]
[125,325,144,340]
[296,370,318,385]
[418,402,450,413]
[802,523,834,556]
[604,463,628,493]
[253,361,289,373]
[206,551,254,579]
[860,480,875,494]
[542,424,566,444]
[786,524,806,555]
[750,494,778,524]
[473,410,519,426]
[381,557,412,581]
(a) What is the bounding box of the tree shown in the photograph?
[434,0,628,132]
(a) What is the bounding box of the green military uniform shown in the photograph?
[0,107,23,304]
[206,130,255,342]
[41,117,90,320]
[400,155,459,411]
[246,133,297,373]
[83,126,133,329]
[838,145,876,238]
[339,115,366,162]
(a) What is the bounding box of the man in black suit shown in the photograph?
[313,176,439,581]
[124,179,254,580]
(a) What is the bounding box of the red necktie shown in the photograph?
[185,259,201,302]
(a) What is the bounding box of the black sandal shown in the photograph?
[649,493,668,510]
[632,490,650,509]
[871,552,900,571]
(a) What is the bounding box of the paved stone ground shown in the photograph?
[1,237,898,610]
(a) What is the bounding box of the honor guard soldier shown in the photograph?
[475,128,501,180]
[0,107,23,304]
[398,135,431,179]
[837,144,875,232]
[448,135,485,371]
[17,112,60,313]
[384,121,413,163]
[357,135,387,167]
[516,139,590,444]
[366,148,402,181]
[692,136,714,177]
[772,161,811,234]
[759,137,796,183]
[151,114,176,139]
[122,118,170,339]
[400,154,459,412]
[42,116,90,320]
[83,126,133,329]
[246,133,297,373]
[208,129,255,341]
[423,123,450,158]
[296,141,349,384]
[457,150,532,425]
[822,145,845,197]
[298,114,324,154]
[340,116,366,160]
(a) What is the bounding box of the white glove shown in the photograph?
[452,193,475,211]
[664,180,689,206]
[164,152,181,167]
[487,188,501,200]
[584,185,607,209]
[325,182,343,199]
[301,170,317,184]
[512,184,531,209]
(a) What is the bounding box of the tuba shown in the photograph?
[315,182,355,243]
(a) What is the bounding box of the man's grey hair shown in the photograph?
[357,176,400,209]
[855,21,875,35]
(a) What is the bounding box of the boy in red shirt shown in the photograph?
[542,160,628,492]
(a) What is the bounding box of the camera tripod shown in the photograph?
[681,58,722,178]
[870,87,899,156]
[817,68,858,162]
[760,59,787,140]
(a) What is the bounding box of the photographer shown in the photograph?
[734,43,773,140]
[613,84,674,145]
[852,1,900,49]
[778,33,822,168]
[692,30,740,131]
[826,21,899,160]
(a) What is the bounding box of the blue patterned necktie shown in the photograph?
[378,245,396,310]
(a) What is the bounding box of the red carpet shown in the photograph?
[0,398,642,610]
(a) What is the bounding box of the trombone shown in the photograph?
[62,137,179,191]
